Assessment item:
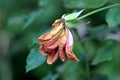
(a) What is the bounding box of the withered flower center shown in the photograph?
[38,19,79,64]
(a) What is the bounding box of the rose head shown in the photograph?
[38,19,79,64]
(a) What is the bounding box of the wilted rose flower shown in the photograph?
[38,19,79,64]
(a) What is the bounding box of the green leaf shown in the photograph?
[73,40,84,56]
[111,0,120,3]
[57,61,84,80]
[39,0,48,7]
[41,72,59,80]
[26,48,46,72]
[29,38,39,49]
[65,21,80,28]
[62,10,84,21]
[7,15,27,33]
[84,38,98,61]
[106,7,120,27]
[92,40,116,65]
[88,25,108,39]
[64,0,108,9]
[89,73,109,80]
[23,10,41,29]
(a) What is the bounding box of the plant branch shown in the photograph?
[76,4,120,20]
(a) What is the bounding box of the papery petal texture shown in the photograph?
[38,19,79,64]
[58,27,68,61]
[65,29,79,62]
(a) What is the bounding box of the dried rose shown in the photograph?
[38,19,79,64]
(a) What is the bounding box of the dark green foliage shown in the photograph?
[64,0,108,8]
[1,0,120,80]
[106,7,120,27]
[26,48,46,72]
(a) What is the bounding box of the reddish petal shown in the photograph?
[47,51,58,64]
[66,48,79,62]
[66,29,73,47]
[44,29,62,50]
[39,45,48,56]
[45,40,58,50]
[59,46,66,62]
[58,28,68,61]
[65,29,79,62]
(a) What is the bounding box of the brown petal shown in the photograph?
[65,29,79,62]
[38,19,64,43]
[58,28,68,61]
[38,32,52,43]
[45,39,59,50]
[39,45,48,56]
[44,28,63,50]
[50,20,63,35]
[47,51,58,64]
[58,46,66,62]
[66,51,79,62]
[52,19,63,28]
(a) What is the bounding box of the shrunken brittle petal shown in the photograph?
[38,19,79,64]
[39,45,48,56]
[38,19,64,43]
[65,29,79,62]
[58,27,68,61]
[45,40,59,50]
[47,51,58,64]
[58,47,66,62]
[44,28,63,50]
[66,48,79,62]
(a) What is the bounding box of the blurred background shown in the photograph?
[0,0,120,80]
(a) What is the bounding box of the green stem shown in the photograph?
[85,58,90,79]
[76,4,120,20]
